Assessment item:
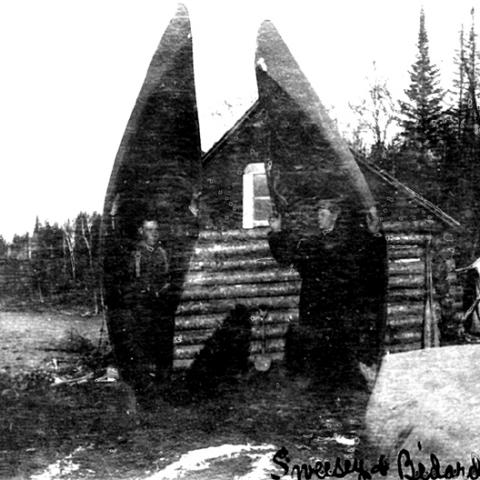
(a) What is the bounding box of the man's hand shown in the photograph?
[366,206,381,235]
[268,214,282,232]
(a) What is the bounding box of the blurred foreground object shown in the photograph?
[365,345,480,478]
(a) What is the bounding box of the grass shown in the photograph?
[0,311,371,479]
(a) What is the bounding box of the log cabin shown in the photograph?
[101,9,463,374]
[171,101,463,369]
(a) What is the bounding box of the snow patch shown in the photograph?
[31,446,84,480]
[145,443,277,480]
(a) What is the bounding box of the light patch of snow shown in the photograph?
[145,443,277,480]
[31,446,84,480]
[333,434,358,447]
[237,446,280,480]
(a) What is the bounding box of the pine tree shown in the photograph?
[0,236,7,258]
[463,8,480,143]
[400,8,444,153]
[443,11,480,210]
[450,24,467,137]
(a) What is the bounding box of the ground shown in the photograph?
[0,311,371,480]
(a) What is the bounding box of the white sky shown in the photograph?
[0,0,475,241]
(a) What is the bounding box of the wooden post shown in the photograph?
[423,236,440,348]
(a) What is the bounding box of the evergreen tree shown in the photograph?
[31,220,66,300]
[0,236,7,258]
[462,9,480,144]
[10,233,29,260]
[399,8,444,153]
[441,12,480,213]
[449,24,467,138]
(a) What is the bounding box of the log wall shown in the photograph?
[173,227,297,369]
[172,221,463,368]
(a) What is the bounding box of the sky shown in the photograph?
[0,0,476,241]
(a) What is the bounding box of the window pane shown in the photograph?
[254,198,272,221]
[253,173,269,197]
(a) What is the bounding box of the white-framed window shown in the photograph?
[242,162,272,229]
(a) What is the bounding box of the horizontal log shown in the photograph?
[184,269,299,286]
[383,220,443,233]
[388,260,424,275]
[174,344,202,360]
[447,272,458,284]
[250,338,285,354]
[250,351,284,363]
[449,285,463,297]
[190,254,428,275]
[180,281,301,301]
[387,288,425,301]
[387,315,423,329]
[388,275,425,288]
[388,247,424,260]
[174,330,213,346]
[193,240,270,258]
[173,351,285,370]
[385,234,432,245]
[198,225,445,242]
[386,330,422,344]
[174,338,286,360]
[251,323,290,339]
[174,324,290,347]
[173,359,194,370]
[450,292,464,304]
[176,295,300,316]
[386,342,422,354]
[387,303,424,317]
[175,310,298,331]
[448,301,463,313]
[188,257,278,272]
[198,228,269,242]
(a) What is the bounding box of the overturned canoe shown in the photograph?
[101,4,201,388]
[255,20,376,224]
[255,20,387,373]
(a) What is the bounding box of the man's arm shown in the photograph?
[267,214,297,267]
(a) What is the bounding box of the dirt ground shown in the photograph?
[0,311,371,480]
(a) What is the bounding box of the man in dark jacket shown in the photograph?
[268,199,386,381]
[268,199,349,373]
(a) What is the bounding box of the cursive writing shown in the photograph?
[271,444,480,480]
[398,443,480,480]
[271,447,389,480]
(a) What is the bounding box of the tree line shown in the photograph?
[0,213,103,313]
[3,8,480,308]
[350,7,480,264]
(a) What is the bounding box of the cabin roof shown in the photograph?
[201,100,461,231]
[202,101,262,166]
[353,154,461,231]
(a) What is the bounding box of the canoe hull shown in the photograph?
[101,5,201,388]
